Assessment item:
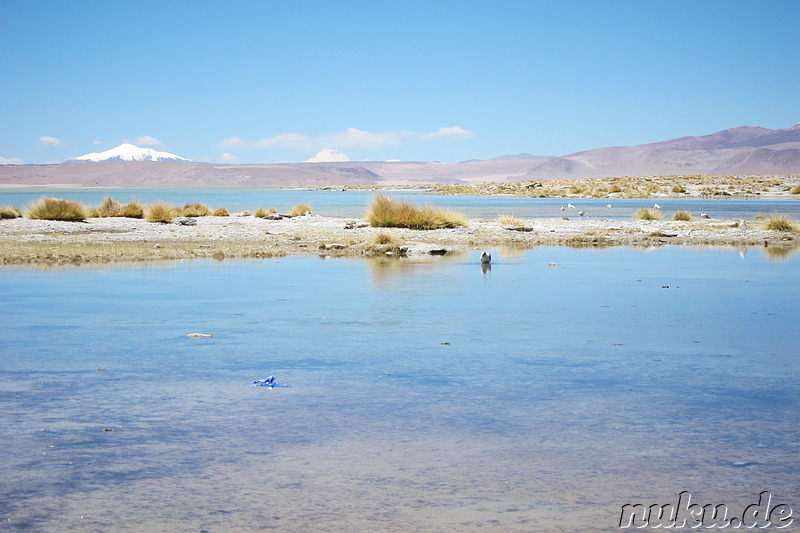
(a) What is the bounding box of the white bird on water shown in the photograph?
[578,210,586,217]
[480,252,492,264]
[653,203,661,209]
[560,205,566,211]
[607,204,613,209]
[568,203,575,209]
[700,211,710,219]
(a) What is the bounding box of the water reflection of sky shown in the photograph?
[1,248,798,531]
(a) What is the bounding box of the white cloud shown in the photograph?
[0,156,24,165]
[93,140,103,145]
[422,126,475,140]
[325,127,407,147]
[222,133,309,149]
[220,152,237,162]
[304,148,350,163]
[38,136,62,146]
[221,128,409,152]
[221,136,244,147]
[132,136,162,146]
[219,126,473,161]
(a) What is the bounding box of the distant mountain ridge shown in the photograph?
[2,123,798,187]
[67,143,192,163]
[514,123,800,179]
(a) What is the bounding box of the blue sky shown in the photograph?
[1,0,798,165]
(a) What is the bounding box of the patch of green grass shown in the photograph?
[673,210,692,221]
[764,213,797,232]
[289,203,312,217]
[25,197,87,221]
[145,202,177,223]
[0,205,22,219]
[366,194,466,230]
[634,207,663,221]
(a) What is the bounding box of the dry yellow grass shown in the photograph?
[121,201,144,218]
[634,208,663,221]
[25,198,87,221]
[95,196,123,217]
[289,203,312,217]
[764,213,797,232]
[498,214,525,226]
[181,202,212,217]
[366,194,466,229]
[0,205,22,219]
[145,202,177,223]
[430,175,800,199]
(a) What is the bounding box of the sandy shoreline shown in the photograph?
[1,213,798,265]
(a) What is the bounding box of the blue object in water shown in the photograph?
[252,376,289,387]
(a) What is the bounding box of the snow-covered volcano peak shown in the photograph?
[67,143,191,163]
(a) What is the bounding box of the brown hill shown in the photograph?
[2,124,798,188]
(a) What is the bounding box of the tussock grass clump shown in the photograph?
[634,207,663,221]
[366,194,466,230]
[498,214,525,226]
[289,203,312,217]
[253,207,278,218]
[672,184,687,194]
[673,210,692,221]
[212,207,230,216]
[372,232,402,245]
[121,201,144,218]
[790,185,800,195]
[26,197,87,221]
[96,196,123,217]
[93,197,143,218]
[765,213,797,232]
[0,205,22,219]
[181,202,212,217]
[369,231,407,255]
[145,202,177,223]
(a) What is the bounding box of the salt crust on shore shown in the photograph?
[1,213,796,264]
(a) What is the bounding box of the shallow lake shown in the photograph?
[1,187,799,221]
[1,247,798,531]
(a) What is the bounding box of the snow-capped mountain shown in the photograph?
[66,143,191,163]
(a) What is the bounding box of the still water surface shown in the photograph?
[1,248,798,531]
[1,187,799,220]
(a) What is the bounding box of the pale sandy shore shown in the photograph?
[1,213,798,265]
